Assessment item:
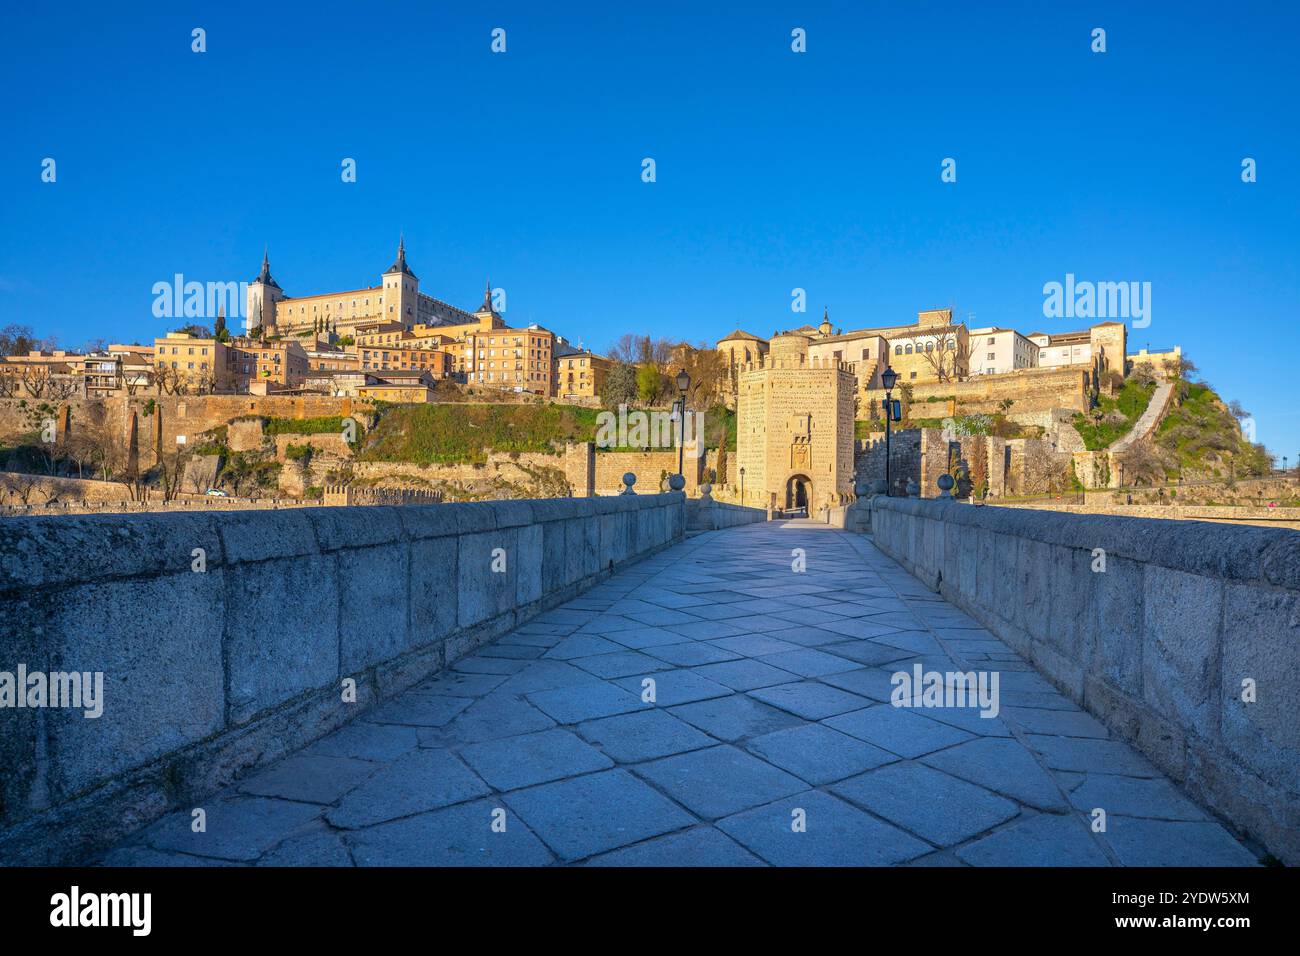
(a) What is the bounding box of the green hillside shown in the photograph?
[357,404,601,465]
[355,401,735,465]
[1156,381,1270,478]
[1072,380,1155,451]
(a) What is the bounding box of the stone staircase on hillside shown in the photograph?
[1109,381,1174,454]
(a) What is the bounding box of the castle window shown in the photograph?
[905,345,913,354]
[925,342,934,353]
[947,340,957,350]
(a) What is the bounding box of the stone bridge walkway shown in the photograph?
[100,521,1258,867]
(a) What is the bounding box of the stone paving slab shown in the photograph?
[96,521,1261,867]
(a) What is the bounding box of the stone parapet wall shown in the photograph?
[869,496,1300,864]
[0,492,685,865]
[991,499,1300,530]
[685,499,767,531]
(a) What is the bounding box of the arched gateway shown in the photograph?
[785,474,812,512]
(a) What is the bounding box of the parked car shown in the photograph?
[205,488,229,497]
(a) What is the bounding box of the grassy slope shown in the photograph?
[1072,380,1155,450]
[355,402,735,465]
[1156,381,1269,477]
[357,404,601,465]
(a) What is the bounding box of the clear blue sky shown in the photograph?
[2,1,1297,459]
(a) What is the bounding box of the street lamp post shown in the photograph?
[739,466,746,505]
[881,366,899,495]
[675,368,691,481]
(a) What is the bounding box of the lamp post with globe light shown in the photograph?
[674,369,691,482]
[881,366,901,495]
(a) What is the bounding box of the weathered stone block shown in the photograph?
[217,511,317,564]
[47,573,225,800]
[0,512,223,590]
[541,520,567,594]
[516,523,544,607]
[1141,568,1222,742]
[307,505,403,551]
[1219,583,1300,794]
[338,544,411,672]
[225,555,339,724]
[456,529,518,629]
[1092,555,1144,697]
[0,591,46,827]
[409,536,459,648]
[397,504,459,541]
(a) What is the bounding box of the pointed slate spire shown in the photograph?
[253,247,281,289]
[384,233,416,278]
[478,277,496,314]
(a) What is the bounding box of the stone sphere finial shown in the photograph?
[699,483,714,501]
[937,473,955,499]
[621,472,637,495]
[667,473,685,491]
[905,478,920,498]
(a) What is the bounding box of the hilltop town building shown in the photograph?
[554,337,611,402]
[246,239,477,338]
[719,309,1132,409]
[968,327,1040,375]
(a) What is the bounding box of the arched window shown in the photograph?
[894,345,903,355]
[925,342,935,353]
[905,344,913,354]
[947,339,957,350]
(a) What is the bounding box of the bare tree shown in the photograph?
[1021,442,1070,495]
[158,444,194,501]
[0,476,55,512]
[63,432,97,479]
[1117,438,1169,487]
[676,344,725,409]
[0,366,18,397]
[21,365,50,397]
[915,328,971,383]
[1175,355,1199,381]
[187,455,219,494]
[78,417,124,483]
[48,375,79,400]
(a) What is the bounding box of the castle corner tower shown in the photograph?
[382,235,420,327]
[246,249,285,335]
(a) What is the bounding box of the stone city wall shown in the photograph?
[0,395,374,473]
[869,495,1300,864]
[593,449,704,496]
[0,492,685,865]
[0,473,135,507]
[864,367,1091,417]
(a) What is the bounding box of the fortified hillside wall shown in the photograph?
[0,395,374,472]
[0,493,686,865]
[865,367,1091,416]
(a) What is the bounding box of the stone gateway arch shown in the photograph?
[734,331,856,513]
